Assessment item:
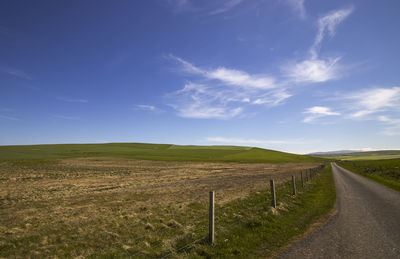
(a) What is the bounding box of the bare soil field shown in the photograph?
[0,157,321,257]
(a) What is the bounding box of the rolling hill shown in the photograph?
[0,142,322,163]
[313,150,400,160]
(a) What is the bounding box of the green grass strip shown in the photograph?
[338,161,400,192]
[160,164,336,258]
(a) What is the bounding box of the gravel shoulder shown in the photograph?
[278,162,400,259]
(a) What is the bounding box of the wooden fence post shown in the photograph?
[209,191,214,245]
[292,175,296,195]
[270,179,276,208]
[300,170,304,188]
[306,170,309,182]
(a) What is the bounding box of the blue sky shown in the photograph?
[1,0,400,154]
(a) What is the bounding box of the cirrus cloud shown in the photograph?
[347,87,400,118]
[303,106,340,123]
[283,6,354,84]
[166,56,290,119]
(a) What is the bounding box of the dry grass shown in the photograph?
[0,157,321,257]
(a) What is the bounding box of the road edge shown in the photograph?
[270,163,338,259]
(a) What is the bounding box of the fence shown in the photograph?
[129,164,326,258]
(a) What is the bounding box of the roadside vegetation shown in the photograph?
[338,159,400,191]
[183,164,336,258]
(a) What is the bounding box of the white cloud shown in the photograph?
[283,6,353,84]
[311,6,354,58]
[252,90,292,105]
[167,56,291,119]
[136,104,156,111]
[167,82,245,119]
[169,54,276,89]
[285,57,341,83]
[167,7,354,119]
[205,137,308,145]
[135,104,163,113]
[166,0,243,15]
[305,106,341,116]
[347,87,400,118]
[324,86,400,135]
[207,67,276,89]
[169,54,204,74]
[303,106,340,123]
[0,65,32,80]
[178,104,243,119]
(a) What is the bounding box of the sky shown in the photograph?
[1,0,400,154]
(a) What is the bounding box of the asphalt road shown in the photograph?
[279,162,400,259]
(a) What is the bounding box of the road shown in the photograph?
[279,162,400,259]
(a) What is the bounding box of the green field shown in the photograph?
[0,142,334,257]
[0,143,321,163]
[316,150,400,161]
[338,159,400,191]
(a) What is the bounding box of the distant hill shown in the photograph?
[308,150,363,155]
[312,150,400,161]
[0,143,324,163]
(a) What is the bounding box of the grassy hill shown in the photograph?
[0,143,322,163]
[314,150,400,161]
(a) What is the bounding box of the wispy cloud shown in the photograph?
[169,54,276,89]
[378,116,400,136]
[166,0,308,18]
[167,55,290,119]
[135,104,163,113]
[205,137,309,145]
[303,106,340,123]
[347,87,400,118]
[0,115,19,121]
[0,65,32,80]
[283,0,306,19]
[207,67,276,89]
[167,82,245,119]
[56,97,88,103]
[166,7,354,120]
[320,86,400,135]
[283,6,353,84]
[136,104,156,111]
[209,0,243,15]
[166,0,243,16]
[310,6,354,59]
[285,57,341,83]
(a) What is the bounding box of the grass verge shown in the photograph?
[338,159,400,192]
[155,164,336,258]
